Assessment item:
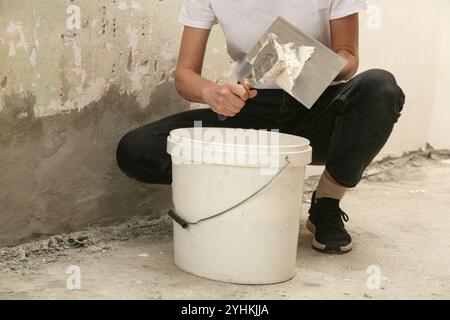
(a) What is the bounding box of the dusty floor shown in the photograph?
[1,150,449,300]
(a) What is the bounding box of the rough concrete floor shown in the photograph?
[1,151,449,300]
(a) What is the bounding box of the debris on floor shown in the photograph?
[0,146,449,299]
[0,215,172,273]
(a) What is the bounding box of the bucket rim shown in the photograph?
[167,128,313,168]
[168,127,311,151]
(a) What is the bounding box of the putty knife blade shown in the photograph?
[238,17,347,109]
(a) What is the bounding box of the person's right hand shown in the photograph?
[201,83,258,117]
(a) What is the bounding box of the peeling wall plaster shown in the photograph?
[0,0,231,247]
[0,0,232,118]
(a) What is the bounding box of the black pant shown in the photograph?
[117,69,405,188]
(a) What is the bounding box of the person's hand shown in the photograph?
[201,82,258,117]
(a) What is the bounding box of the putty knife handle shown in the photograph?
[217,79,252,122]
[242,78,253,91]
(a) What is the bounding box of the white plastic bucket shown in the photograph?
[167,127,312,284]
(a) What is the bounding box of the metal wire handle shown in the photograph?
[168,157,291,229]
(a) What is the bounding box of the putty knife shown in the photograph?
[237,17,348,109]
[219,40,279,121]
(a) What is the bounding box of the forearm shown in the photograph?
[335,49,359,81]
[175,68,217,103]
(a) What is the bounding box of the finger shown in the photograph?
[248,89,258,99]
[229,83,249,101]
[222,110,236,117]
[226,93,246,110]
[218,96,241,113]
[216,110,234,117]
[215,106,236,117]
[223,100,241,114]
[215,95,239,113]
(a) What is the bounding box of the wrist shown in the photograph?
[200,81,218,102]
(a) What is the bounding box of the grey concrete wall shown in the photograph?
[2,0,448,247]
[0,0,230,247]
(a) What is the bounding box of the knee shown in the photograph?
[359,69,406,118]
[116,130,138,171]
[362,69,400,97]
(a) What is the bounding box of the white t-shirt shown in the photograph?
[179,0,368,89]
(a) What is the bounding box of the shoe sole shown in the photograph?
[306,218,353,254]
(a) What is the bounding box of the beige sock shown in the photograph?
[315,169,347,201]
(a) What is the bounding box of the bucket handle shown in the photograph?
[168,157,291,229]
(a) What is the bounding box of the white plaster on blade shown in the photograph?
[259,33,315,94]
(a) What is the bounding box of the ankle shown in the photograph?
[315,170,347,201]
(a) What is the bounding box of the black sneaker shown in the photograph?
[306,192,353,254]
